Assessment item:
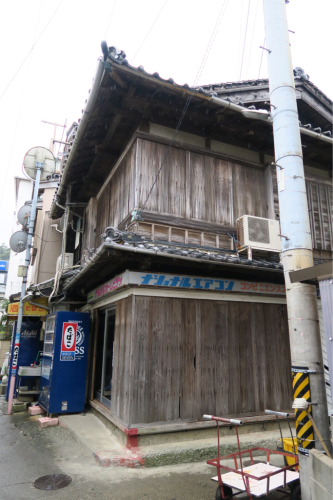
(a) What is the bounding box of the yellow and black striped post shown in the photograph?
[292,368,314,455]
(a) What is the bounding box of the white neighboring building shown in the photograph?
[5,177,33,298]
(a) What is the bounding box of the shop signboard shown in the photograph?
[7,300,49,318]
[0,261,8,271]
[87,271,286,303]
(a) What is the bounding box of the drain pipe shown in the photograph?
[49,187,71,305]
[263,2,331,498]
[210,95,333,143]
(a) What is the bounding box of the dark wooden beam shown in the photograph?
[109,70,127,89]
[95,114,122,154]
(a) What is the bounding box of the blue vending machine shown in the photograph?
[39,311,90,414]
[6,319,43,400]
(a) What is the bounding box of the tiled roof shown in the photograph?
[100,227,283,270]
[104,46,332,105]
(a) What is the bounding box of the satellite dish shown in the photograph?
[17,205,32,226]
[23,146,55,181]
[9,231,28,253]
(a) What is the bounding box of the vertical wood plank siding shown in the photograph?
[271,164,333,251]
[94,142,137,249]
[111,297,133,423]
[123,296,292,425]
[137,139,268,225]
[87,138,331,252]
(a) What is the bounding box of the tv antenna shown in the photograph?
[41,119,68,154]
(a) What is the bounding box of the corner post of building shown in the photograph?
[263,0,331,497]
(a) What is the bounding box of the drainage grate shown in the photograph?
[34,474,72,490]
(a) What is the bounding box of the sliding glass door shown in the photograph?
[94,308,115,409]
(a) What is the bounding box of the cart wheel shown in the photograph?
[216,484,233,500]
[290,482,301,500]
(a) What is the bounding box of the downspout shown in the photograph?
[209,95,333,143]
[49,57,105,219]
[29,301,51,312]
[48,186,71,305]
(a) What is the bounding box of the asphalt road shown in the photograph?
[0,396,287,500]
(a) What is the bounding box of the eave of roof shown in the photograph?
[49,47,333,220]
[63,229,284,293]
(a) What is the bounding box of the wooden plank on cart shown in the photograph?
[212,463,299,497]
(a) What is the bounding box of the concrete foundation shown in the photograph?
[89,401,295,448]
[60,408,297,468]
[309,449,333,500]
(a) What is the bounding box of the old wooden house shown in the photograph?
[36,46,332,439]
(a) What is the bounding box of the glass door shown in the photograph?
[94,308,115,409]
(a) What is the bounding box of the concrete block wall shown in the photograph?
[309,448,333,500]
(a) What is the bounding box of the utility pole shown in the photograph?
[263,1,331,498]
[7,163,43,414]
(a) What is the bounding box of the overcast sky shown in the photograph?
[0,0,332,247]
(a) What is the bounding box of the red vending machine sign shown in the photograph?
[60,322,77,361]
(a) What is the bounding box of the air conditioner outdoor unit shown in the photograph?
[56,253,74,273]
[236,216,281,253]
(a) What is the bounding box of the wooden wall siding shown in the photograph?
[82,198,97,257]
[137,139,187,216]
[130,296,182,424]
[94,142,137,249]
[271,165,333,251]
[306,181,333,251]
[232,164,268,221]
[271,165,280,219]
[130,297,292,425]
[111,297,133,423]
[137,139,268,226]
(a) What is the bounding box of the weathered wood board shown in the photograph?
[109,296,293,426]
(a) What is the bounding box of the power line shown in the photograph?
[132,0,169,63]
[239,0,251,80]
[31,223,50,285]
[245,0,260,78]
[0,1,63,102]
[258,36,266,79]
[0,0,44,208]
[105,0,117,39]
[140,0,229,212]
[237,0,244,81]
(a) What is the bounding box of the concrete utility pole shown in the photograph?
[262,0,331,497]
[7,164,43,414]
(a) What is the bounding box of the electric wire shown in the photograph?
[239,0,251,80]
[33,233,61,244]
[31,222,51,285]
[141,0,229,212]
[237,0,244,81]
[258,36,266,79]
[245,0,260,78]
[105,0,117,40]
[0,0,44,208]
[0,1,63,102]
[131,0,169,63]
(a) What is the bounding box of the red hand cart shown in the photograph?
[204,413,300,500]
